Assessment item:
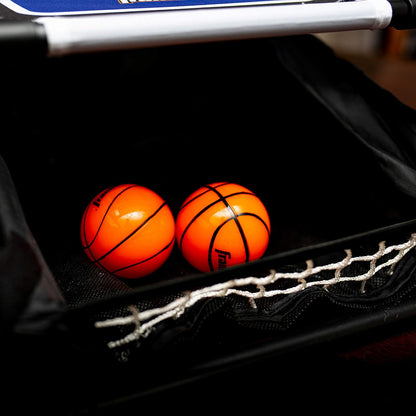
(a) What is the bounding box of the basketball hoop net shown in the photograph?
[95,233,416,349]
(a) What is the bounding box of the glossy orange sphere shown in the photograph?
[176,182,271,272]
[81,184,175,279]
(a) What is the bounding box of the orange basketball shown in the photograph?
[176,182,271,272]
[81,184,175,279]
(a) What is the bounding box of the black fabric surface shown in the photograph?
[2,35,416,414]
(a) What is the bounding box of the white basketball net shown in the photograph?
[95,233,416,349]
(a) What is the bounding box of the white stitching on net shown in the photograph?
[95,233,416,349]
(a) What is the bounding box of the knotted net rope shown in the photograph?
[95,233,416,349]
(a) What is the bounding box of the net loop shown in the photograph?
[95,233,416,348]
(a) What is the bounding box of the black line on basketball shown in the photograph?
[82,189,118,265]
[178,190,256,251]
[179,182,230,212]
[82,184,135,250]
[236,212,271,235]
[82,186,116,250]
[213,182,230,188]
[205,185,250,271]
[110,237,175,274]
[94,201,167,263]
[179,197,223,250]
[208,217,234,271]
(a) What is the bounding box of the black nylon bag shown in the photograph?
[3,35,416,413]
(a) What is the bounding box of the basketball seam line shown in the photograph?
[204,185,250,271]
[238,212,271,235]
[206,211,271,269]
[109,237,175,274]
[82,184,135,250]
[93,201,167,264]
[82,185,120,265]
[178,190,255,250]
[207,212,270,269]
[208,217,234,271]
[178,182,230,212]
